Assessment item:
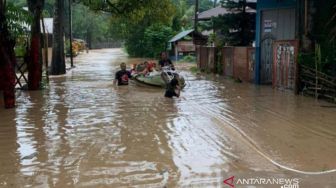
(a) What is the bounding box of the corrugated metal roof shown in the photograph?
[198,5,256,20]
[198,6,229,20]
[169,29,194,43]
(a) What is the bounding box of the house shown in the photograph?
[255,0,309,91]
[198,0,256,44]
[168,29,207,61]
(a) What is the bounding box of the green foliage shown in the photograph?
[215,0,256,46]
[125,23,173,58]
[144,24,174,57]
[308,1,336,76]
[7,0,26,7]
[124,26,147,57]
[171,0,188,31]
[171,0,216,31]
[181,55,196,62]
[72,4,111,43]
[5,2,32,39]
[107,0,175,57]
[189,66,200,73]
[199,0,215,12]
[14,37,27,56]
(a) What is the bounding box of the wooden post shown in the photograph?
[69,0,74,68]
[175,42,178,62]
[41,17,49,82]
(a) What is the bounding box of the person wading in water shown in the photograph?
[114,62,132,86]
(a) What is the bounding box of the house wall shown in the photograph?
[255,0,298,84]
[177,41,195,52]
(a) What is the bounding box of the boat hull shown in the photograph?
[134,73,186,88]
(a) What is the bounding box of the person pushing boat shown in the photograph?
[158,52,175,70]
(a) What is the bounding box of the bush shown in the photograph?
[181,55,196,62]
[125,24,174,58]
[189,66,200,73]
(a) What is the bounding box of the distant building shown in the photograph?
[168,29,207,61]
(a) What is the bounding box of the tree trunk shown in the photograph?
[51,0,66,75]
[28,7,43,90]
[0,1,16,108]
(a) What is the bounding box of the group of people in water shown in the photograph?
[113,52,180,98]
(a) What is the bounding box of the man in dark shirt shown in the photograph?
[114,62,132,86]
[165,78,180,98]
[159,52,175,70]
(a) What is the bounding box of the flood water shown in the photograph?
[1,49,336,187]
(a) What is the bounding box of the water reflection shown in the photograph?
[0,108,20,187]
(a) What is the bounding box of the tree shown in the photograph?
[311,1,336,76]
[0,1,16,108]
[27,0,45,89]
[214,0,255,46]
[50,0,65,75]
[107,0,175,57]
[144,24,174,57]
[71,4,112,48]
[0,1,32,108]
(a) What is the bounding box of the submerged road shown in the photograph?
[0,49,336,187]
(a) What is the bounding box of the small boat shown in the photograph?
[133,68,186,88]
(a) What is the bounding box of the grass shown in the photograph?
[189,66,200,74]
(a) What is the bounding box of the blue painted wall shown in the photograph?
[254,0,297,84]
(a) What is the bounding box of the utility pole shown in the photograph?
[194,0,199,32]
[69,0,74,67]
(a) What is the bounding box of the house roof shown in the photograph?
[198,5,256,21]
[198,6,230,20]
[169,29,194,43]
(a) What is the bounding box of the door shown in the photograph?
[260,8,296,84]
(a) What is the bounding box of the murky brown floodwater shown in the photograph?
[1,49,336,187]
